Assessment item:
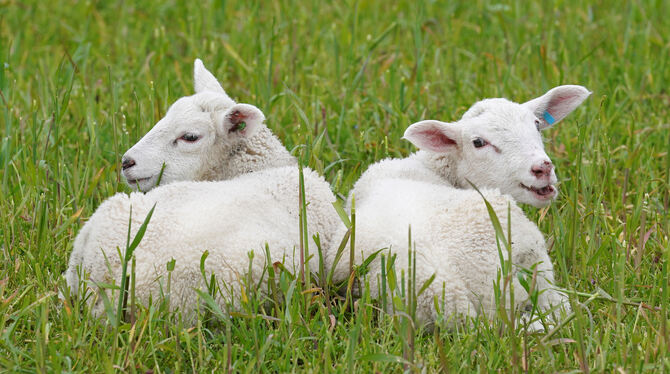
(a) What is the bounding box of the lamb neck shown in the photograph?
[413,150,462,188]
[214,126,297,180]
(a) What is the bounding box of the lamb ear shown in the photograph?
[194,59,231,98]
[403,120,461,153]
[221,103,265,138]
[523,85,591,129]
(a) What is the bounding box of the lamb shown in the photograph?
[120,59,296,192]
[349,85,591,208]
[65,166,339,320]
[327,87,591,329]
[326,180,568,330]
[64,60,340,319]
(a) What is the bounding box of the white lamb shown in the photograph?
[120,59,296,191]
[328,87,591,329]
[327,180,566,330]
[350,85,591,207]
[64,60,340,319]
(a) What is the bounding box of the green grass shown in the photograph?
[1,0,669,372]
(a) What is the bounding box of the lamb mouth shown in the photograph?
[126,176,152,185]
[520,183,556,200]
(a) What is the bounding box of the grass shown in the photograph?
[1,0,669,372]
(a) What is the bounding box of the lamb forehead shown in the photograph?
[168,92,235,116]
[161,99,209,128]
[462,98,538,133]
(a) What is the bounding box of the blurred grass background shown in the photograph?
[1,0,669,372]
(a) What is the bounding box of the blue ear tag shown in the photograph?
[543,111,556,125]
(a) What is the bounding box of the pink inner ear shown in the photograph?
[550,94,571,107]
[417,128,457,152]
[428,128,456,146]
[547,92,582,120]
[406,121,459,152]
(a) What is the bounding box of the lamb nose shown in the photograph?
[122,157,136,170]
[531,161,553,178]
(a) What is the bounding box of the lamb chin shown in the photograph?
[125,176,155,191]
[139,179,158,191]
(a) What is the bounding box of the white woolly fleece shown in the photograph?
[65,166,340,321]
[327,180,570,330]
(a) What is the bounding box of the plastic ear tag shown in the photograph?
[543,111,556,125]
[238,122,247,131]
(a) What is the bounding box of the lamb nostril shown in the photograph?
[543,161,554,173]
[122,157,136,170]
[531,162,553,178]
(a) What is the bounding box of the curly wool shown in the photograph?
[327,179,569,330]
[65,166,340,321]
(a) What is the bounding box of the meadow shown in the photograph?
[1,0,669,372]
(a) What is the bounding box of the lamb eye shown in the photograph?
[534,119,541,131]
[472,138,487,148]
[179,133,200,142]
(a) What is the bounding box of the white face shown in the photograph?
[121,59,265,191]
[404,85,591,207]
[122,95,222,191]
[455,99,558,206]
[122,96,265,191]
